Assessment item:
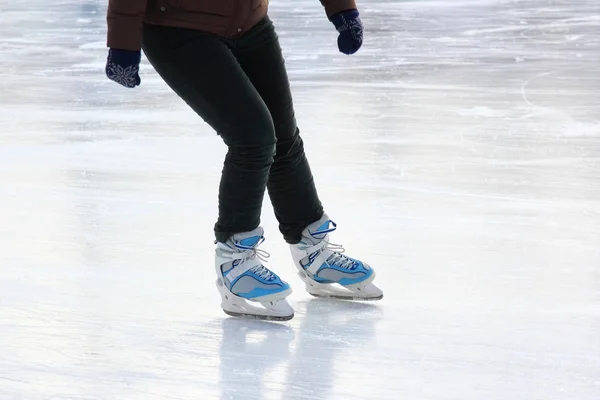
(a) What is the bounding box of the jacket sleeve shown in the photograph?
[320,0,357,18]
[106,0,148,51]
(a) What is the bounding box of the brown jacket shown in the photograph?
[107,0,357,51]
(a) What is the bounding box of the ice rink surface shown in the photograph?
[1,0,600,399]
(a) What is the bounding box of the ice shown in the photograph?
[1,0,600,399]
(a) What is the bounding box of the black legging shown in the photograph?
[142,16,324,244]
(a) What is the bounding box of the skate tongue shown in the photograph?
[233,227,265,250]
[309,220,337,240]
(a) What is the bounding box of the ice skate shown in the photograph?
[290,214,383,301]
[216,227,294,321]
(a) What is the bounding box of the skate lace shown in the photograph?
[237,247,270,264]
[248,264,275,280]
[322,241,357,270]
[231,242,275,281]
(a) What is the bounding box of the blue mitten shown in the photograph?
[105,48,141,88]
[329,10,363,55]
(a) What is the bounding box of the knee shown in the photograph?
[227,142,276,169]
[226,119,277,168]
[222,110,277,150]
[220,110,277,166]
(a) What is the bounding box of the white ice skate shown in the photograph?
[215,227,294,321]
[290,214,383,301]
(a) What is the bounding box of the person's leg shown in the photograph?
[142,23,293,320]
[142,24,275,242]
[232,17,324,244]
[232,18,383,301]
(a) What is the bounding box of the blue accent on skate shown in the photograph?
[312,259,373,286]
[237,235,262,249]
[301,246,373,286]
[239,284,290,300]
[308,251,319,266]
[337,268,373,286]
[228,266,290,300]
[311,220,337,238]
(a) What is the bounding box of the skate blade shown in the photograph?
[299,271,383,301]
[216,279,294,321]
[308,292,384,301]
[223,309,294,321]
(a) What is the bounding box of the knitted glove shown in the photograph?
[105,48,141,88]
[329,10,363,55]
